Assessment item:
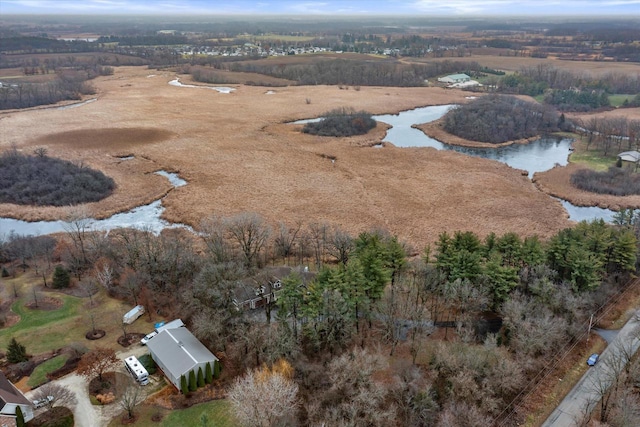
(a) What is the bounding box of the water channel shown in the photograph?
[0,171,190,237]
[373,106,616,222]
[0,105,619,238]
[295,105,617,221]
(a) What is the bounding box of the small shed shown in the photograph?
[618,150,640,163]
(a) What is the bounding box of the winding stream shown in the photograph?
[373,106,616,222]
[0,105,620,238]
[0,171,190,237]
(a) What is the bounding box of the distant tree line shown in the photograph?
[208,58,485,87]
[0,36,95,54]
[0,149,115,206]
[575,116,640,156]
[302,108,376,137]
[442,95,562,144]
[496,64,640,111]
[96,34,189,46]
[0,66,114,110]
[571,167,640,196]
[545,89,610,112]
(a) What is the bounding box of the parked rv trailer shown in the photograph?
[124,355,149,385]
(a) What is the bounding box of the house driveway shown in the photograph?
[26,345,153,427]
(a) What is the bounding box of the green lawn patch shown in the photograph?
[609,94,635,107]
[108,400,236,427]
[0,294,82,354]
[570,150,619,172]
[28,354,69,388]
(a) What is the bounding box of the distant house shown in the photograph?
[0,372,34,425]
[232,266,316,311]
[618,150,640,163]
[437,73,471,84]
[146,327,218,392]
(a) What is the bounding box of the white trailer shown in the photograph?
[124,355,149,385]
[123,305,145,325]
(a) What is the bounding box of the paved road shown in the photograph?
[542,311,640,427]
[26,344,152,427]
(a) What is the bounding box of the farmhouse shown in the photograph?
[437,73,471,84]
[145,327,218,392]
[0,372,34,425]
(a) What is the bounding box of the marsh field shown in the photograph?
[1,59,639,249]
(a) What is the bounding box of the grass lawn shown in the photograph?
[0,294,83,354]
[609,94,635,107]
[569,138,618,171]
[108,400,236,427]
[0,273,159,355]
[28,354,69,388]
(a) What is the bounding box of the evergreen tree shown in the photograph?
[213,361,221,379]
[180,375,189,395]
[7,337,28,363]
[15,406,25,427]
[197,367,205,387]
[52,265,71,289]
[189,370,197,392]
[205,362,213,384]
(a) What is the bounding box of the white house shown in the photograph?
[0,372,34,426]
[146,327,218,392]
[437,73,471,84]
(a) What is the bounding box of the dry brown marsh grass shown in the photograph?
[0,66,576,247]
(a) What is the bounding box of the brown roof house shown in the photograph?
[0,372,34,426]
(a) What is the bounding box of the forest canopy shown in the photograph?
[442,94,561,144]
[0,150,115,206]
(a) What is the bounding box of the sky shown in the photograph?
[1,0,639,16]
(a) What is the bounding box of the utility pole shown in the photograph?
[587,313,594,342]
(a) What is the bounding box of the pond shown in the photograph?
[0,171,191,237]
[372,106,616,222]
[373,106,573,178]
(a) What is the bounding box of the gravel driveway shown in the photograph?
[26,345,154,427]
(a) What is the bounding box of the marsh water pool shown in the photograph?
[0,171,190,237]
[0,106,620,237]
[295,105,617,222]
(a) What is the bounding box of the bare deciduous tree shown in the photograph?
[32,383,76,410]
[228,363,298,427]
[227,212,271,269]
[77,347,118,382]
[119,383,143,420]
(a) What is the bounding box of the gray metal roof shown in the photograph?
[618,150,640,162]
[146,328,218,378]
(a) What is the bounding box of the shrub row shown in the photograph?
[571,166,640,196]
